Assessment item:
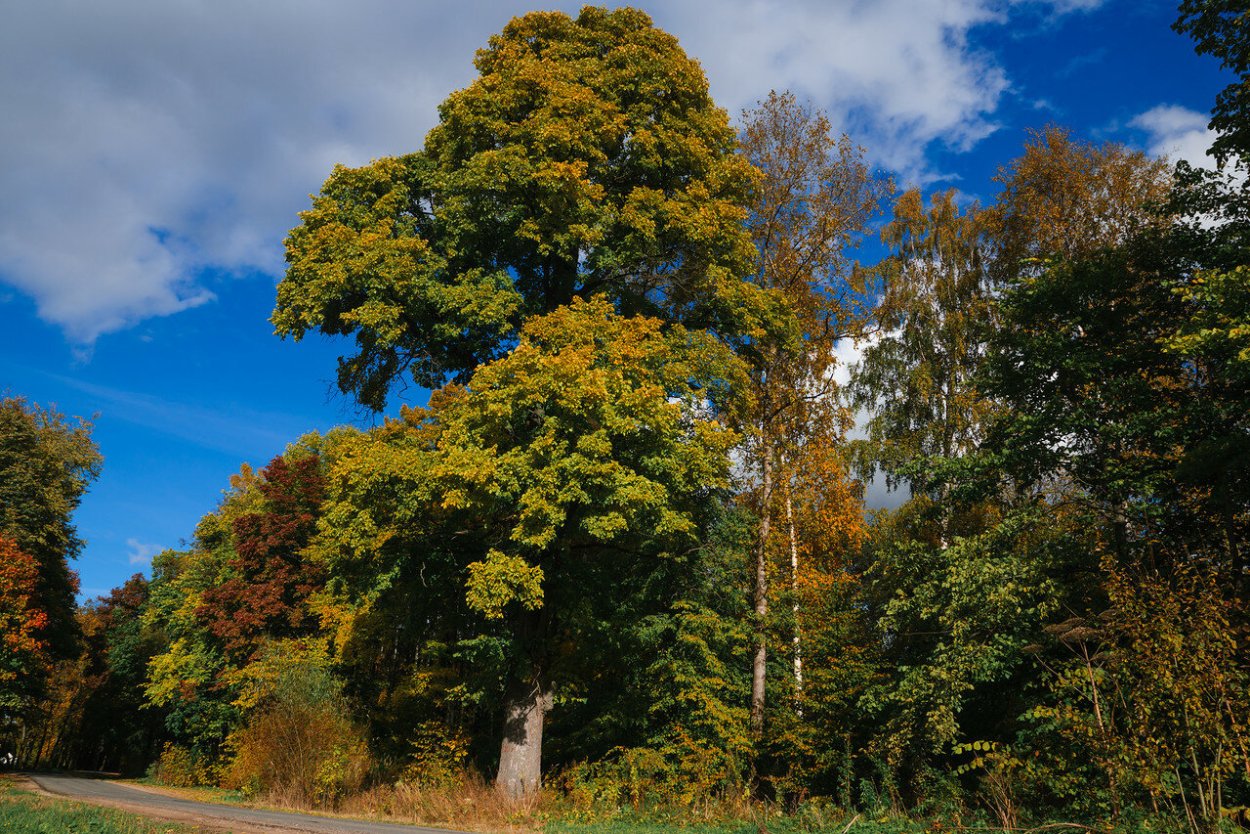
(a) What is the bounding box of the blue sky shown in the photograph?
[0,0,1232,599]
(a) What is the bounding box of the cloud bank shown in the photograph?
[1,0,1098,344]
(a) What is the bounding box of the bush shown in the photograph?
[400,721,471,788]
[151,743,217,787]
[554,736,750,820]
[222,654,370,806]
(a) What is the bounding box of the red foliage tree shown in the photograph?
[196,455,326,661]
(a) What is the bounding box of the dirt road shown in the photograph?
[26,773,470,834]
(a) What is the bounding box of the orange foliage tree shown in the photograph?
[0,535,53,712]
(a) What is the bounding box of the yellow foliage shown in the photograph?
[465,550,544,620]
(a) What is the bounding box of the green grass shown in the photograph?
[0,778,224,834]
[545,814,932,834]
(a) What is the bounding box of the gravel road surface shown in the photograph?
[27,773,470,834]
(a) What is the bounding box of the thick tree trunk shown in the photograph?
[496,671,550,799]
[751,442,772,737]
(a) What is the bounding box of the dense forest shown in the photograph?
[2,3,1249,832]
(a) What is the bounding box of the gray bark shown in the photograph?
[496,672,551,799]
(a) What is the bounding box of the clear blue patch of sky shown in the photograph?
[931,0,1232,199]
[1,270,429,599]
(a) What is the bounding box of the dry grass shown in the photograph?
[336,770,544,833]
[243,764,771,833]
[143,767,547,832]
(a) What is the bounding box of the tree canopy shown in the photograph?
[274,6,774,410]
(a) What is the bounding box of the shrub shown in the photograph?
[554,736,750,820]
[400,721,471,788]
[151,743,217,787]
[222,651,370,806]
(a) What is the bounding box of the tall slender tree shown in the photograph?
[737,90,886,738]
[853,190,992,504]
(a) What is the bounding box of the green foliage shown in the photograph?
[421,296,745,563]
[1174,1,1250,168]
[851,190,993,491]
[71,576,168,775]
[558,741,746,816]
[0,397,101,577]
[275,6,767,410]
[142,548,238,762]
[401,721,472,788]
[140,433,349,767]
[1026,563,1250,826]
[1169,264,1250,370]
[152,742,219,788]
[543,500,751,781]
[317,297,746,609]
[465,550,545,620]
[856,501,1071,783]
[546,821,932,834]
[43,9,1250,832]
[314,296,748,789]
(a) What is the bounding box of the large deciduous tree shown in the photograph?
[317,297,746,796]
[274,6,774,797]
[274,6,769,411]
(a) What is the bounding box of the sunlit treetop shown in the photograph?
[275,6,770,411]
[988,125,1172,280]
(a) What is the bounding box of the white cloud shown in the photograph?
[1,0,1100,344]
[675,1,1009,174]
[1041,0,1103,11]
[125,537,164,566]
[1131,104,1216,168]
